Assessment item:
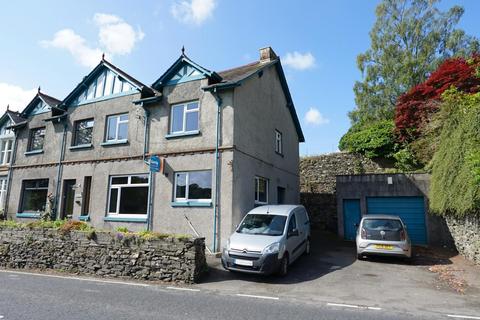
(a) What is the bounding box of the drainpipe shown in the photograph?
[212,88,223,253]
[3,131,19,219]
[53,121,67,220]
[139,103,154,231]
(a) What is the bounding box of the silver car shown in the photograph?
[356,215,412,259]
[221,205,311,276]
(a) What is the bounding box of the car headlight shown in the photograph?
[263,242,280,254]
[223,239,230,251]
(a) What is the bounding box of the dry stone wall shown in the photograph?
[300,152,388,230]
[446,215,480,265]
[0,228,207,283]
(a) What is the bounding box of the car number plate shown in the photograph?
[234,259,253,267]
[374,244,394,250]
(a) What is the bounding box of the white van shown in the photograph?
[221,205,310,276]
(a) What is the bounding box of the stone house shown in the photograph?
[4,47,304,251]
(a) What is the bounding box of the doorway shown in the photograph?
[61,179,76,220]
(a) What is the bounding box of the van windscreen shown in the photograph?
[237,214,287,236]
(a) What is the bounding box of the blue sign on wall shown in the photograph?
[150,155,161,173]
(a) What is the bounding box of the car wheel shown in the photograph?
[305,238,311,255]
[278,253,289,277]
[357,253,365,260]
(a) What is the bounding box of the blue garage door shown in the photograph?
[367,197,426,245]
[343,199,361,241]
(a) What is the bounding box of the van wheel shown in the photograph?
[357,253,365,260]
[278,254,289,277]
[305,238,311,255]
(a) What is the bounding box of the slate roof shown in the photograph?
[38,92,61,108]
[5,110,26,124]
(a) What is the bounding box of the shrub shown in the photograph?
[115,226,130,233]
[58,220,93,234]
[430,90,480,216]
[393,147,420,172]
[339,120,397,158]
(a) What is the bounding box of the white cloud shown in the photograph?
[0,83,37,113]
[283,51,316,70]
[304,107,329,126]
[171,0,216,25]
[41,13,144,68]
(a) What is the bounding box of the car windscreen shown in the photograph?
[236,214,287,236]
[363,219,403,231]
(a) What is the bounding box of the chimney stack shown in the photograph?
[259,46,277,63]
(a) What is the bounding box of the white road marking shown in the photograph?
[327,303,382,311]
[0,315,4,319]
[0,270,150,287]
[236,294,279,300]
[166,286,200,292]
[447,315,480,320]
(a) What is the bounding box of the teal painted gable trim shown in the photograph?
[16,213,40,219]
[171,201,212,207]
[152,55,221,89]
[103,216,147,223]
[73,90,137,107]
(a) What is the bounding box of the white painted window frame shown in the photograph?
[254,176,269,205]
[170,101,200,134]
[275,130,283,155]
[105,113,128,142]
[107,174,149,218]
[173,170,212,203]
[0,139,13,165]
[0,176,7,210]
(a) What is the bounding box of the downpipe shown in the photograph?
[53,122,67,220]
[212,88,223,253]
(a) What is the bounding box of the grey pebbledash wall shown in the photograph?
[445,215,480,265]
[300,152,388,230]
[0,228,207,283]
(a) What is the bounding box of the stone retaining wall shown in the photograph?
[446,215,480,265]
[0,228,207,283]
[300,152,388,230]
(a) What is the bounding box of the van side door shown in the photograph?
[286,212,302,262]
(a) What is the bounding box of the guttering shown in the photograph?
[132,96,162,105]
[3,131,19,218]
[53,122,68,219]
[212,87,223,253]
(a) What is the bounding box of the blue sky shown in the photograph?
[0,0,478,155]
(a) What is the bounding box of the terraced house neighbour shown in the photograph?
[4,47,304,251]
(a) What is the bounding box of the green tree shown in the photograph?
[350,0,479,124]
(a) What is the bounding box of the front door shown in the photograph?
[61,179,76,220]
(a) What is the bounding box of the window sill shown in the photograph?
[100,140,128,147]
[16,213,40,219]
[69,144,93,150]
[79,215,90,222]
[171,201,212,207]
[165,130,200,139]
[103,216,147,223]
[24,150,43,155]
[275,151,284,157]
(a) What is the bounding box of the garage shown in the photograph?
[366,197,427,245]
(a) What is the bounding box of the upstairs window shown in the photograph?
[73,118,94,146]
[0,120,13,136]
[275,130,283,155]
[255,176,268,205]
[28,127,45,152]
[0,139,13,165]
[74,69,136,105]
[170,101,199,134]
[106,114,128,142]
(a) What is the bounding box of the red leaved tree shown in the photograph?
[395,55,480,142]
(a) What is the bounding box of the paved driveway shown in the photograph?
[197,231,480,317]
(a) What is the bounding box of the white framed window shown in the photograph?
[0,177,7,209]
[107,174,149,218]
[0,120,13,137]
[0,139,13,165]
[170,101,199,134]
[254,176,268,205]
[106,113,128,142]
[275,130,283,155]
[174,170,212,202]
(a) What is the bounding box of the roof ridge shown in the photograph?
[38,92,61,103]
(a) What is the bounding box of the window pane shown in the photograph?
[258,178,267,203]
[119,114,129,122]
[111,177,128,185]
[118,123,128,140]
[104,71,114,96]
[75,120,94,145]
[113,76,122,94]
[30,128,45,151]
[108,188,118,213]
[131,175,148,184]
[171,106,184,133]
[187,102,198,110]
[38,179,48,188]
[86,82,95,100]
[107,116,117,140]
[175,173,187,199]
[95,72,106,98]
[188,171,212,200]
[185,111,199,132]
[22,189,48,212]
[119,186,148,214]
